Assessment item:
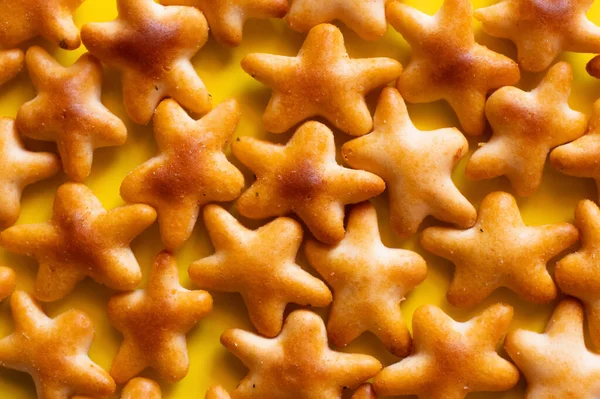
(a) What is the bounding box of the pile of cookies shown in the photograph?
[2,0,600,398]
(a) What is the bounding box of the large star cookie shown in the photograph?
[241,23,402,136]
[232,121,385,244]
[374,303,519,398]
[421,191,579,308]
[120,99,244,250]
[305,202,427,357]
[387,0,519,136]
[17,46,127,182]
[108,251,213,383]
[505,299,600,398]
[0,183,157,302]
[467,62,587,196]
[0,267,16,301]
[475,0,600,72]
[0,291,115,399]
[0,49,24,87]
[342,87,476,237]
[81,0,211,125]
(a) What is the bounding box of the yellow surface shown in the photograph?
[0,0,599,398]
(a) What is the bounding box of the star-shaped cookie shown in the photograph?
[374,303,519,398]
[232,121,385,244]
[0,291,115,399]
[505,299,600,398]
[475,0,600,72]
[421,191,579,308]
[0,267,16,301]
[81,0,212,125]
[387,0,520,136]
[241,23,402,136]
[0,49,24,87]
[342,87,476,237]
[17,46,127,182]
[0,118,61,229]
[305,202,427,357]
[108,251,213,383]
[0,183,157,302]
[467,62,587,196]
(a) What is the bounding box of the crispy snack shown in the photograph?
[421,191,579,308]
[387,0,519,136]
[374,303,519,398]
[108,251,213,383]
[305,202,427,357]
[475,0,600,72]
[206,310,381,399]
[0,267,16,301]
[0,291,115,399]
[17,46,127,182]
[121,378,161,399]
[189,205,332,337]
[0,49,23,87]
[0,183,157,302]
[467,62,587,196]
[587,55,600,78]
[232,121,385,244]
[0,118,60,229]
[241,23,402,136]
[120,99,244,250]
[81,0,211,125]
[342,88,476,237]
[505,299,600,398]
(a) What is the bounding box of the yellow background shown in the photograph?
[1,0,599,398]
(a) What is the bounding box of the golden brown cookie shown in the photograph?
[0,291,115,399]
[374,303,519,399]
[342,87,476,237]
[121,378,161,399]
[241,23,402,136]
[120,99,244,250]
[81,0,211,125]
[0,267,16,301]
[387,0,519,136]
[0,118,61,229]
[0,49,24,87]
[421,191,579,308]
[108,251,213,383]
[207,381,380,399]
[467,62,587,196]
[17,46,127,182]
[505,299,600,398]
[0,183,157,302]
[475,0,600,72]
[587,55,600,78]
[305,202,426,357]
[232,121,385,244]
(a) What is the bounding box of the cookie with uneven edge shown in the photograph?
[421,191,579,308]
[241,23,402,136]
[0,267,16,301]
[120,99,244,250]
[232,121,385,244]
[467,62,587,196]
[374,303,519,399]
[81,0,211,125]
[0,183,157,302]
[305,202,426,357]
[0,49,23,87]
[387,0,520,136]
[342,88,476,237]
[17,46,127,182]
[0,291,115,399]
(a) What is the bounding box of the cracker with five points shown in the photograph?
[0,267,16,301]
[0,49,23,87]
[81,0,212,125]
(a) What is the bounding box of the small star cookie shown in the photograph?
[232,121,385,244]
[0,49,24,87]
[374,303,519,398]
[0,183,157,302]
[17,46,127,182]
[305,202,427,357]
[421,191,579,308]
[475,0,600,72]
[467,62,587,196]
[81,0,212,125]
[120,99,244,250]
[0,267,16,301]
[108,251,213,383]
[342,87,476,237]
[0,291,115,399]
[387,0,520,136]
[241,23,402,136]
